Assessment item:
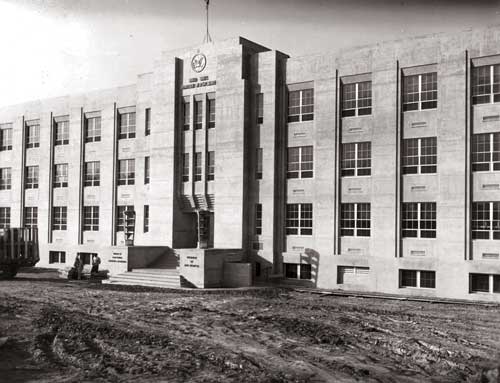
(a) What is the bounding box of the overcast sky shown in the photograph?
[0,0,499,107]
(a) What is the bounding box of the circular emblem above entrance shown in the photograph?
[191,53,207,73]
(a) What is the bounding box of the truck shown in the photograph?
[0,228,39,278]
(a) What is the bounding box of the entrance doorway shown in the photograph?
[197,210,214,249]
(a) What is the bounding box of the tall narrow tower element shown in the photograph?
[203,0,213,43]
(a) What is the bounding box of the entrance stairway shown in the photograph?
[104,250,181,289]
[104,268,181,289]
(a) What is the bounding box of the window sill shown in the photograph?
[402,108,437,113]
[341,175,371,179]
[402,173,437,177]
[341,114,372,120]
[471,170,500,174]
[287,120,314,126]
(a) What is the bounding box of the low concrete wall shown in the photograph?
[178,248,244,288]
[103,246,172,276]
[223,262,252,287]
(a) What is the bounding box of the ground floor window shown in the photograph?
[285,203,313,235]
[470,273,500,293]
[399,269,435,288]
[49,251,66,264]
[284,263,311,280]
[337,266,370,284]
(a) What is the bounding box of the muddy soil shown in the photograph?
[0,269,499,382]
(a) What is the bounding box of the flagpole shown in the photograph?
[204,0,212,43]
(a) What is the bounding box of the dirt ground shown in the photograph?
[0,269,499,382]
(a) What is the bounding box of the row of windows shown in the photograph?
[283,64,499,123]
[278,202,500,239]
[280,202,435,238]
[18,158,150,189]
[0,207,37,229]
[182,151,215,182]
[283,267,500,294]
[50,205,149,233]
[182,96,215,130]
[5,109,151,150]
[254,133,500,181]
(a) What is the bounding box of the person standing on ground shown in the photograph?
[74,254,84,280]
[91,254,101,276]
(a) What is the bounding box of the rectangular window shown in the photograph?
[286,203,313,236]
[0,168,11,190]
[116,205,134,232]
[182,153,190,182]
[85,116,101,142]
[400,269,435,288]
[403,72,437,111]
[340,203,371,237]
[472,202,500,240]
[194,152,202,181]
[145,108,151,136]
[255,203,262,235]
[470,273,491,293]
[53,163,68,188]
[402,137,437,174]
[287,146,313,178]
[0,207,10,229]
[118,159,135,185]
[144,205,149,233]
[472,64,500,105]
[25,166,39,189]
[54,119,69,145]
[84,161,100,187]
[0,124,12,151]
[341,142,371,177]
[83,206,99,231]
[52,206,67,230]
[49,251,66,264]
[256,93,264,124]
[341,81,372,117]
[402,202,436,238]
[472,133,500,172]
[207,151,215,181]
[288,88,314,122]
[25,123,40,148]
[144,156,150,184]
[284,263,312,280]
[194,100,203,130]
[119,111,136,139]
[24,207,37,229]
[207,97,215,129]
[183,100,190,130]
[256,148,263,179]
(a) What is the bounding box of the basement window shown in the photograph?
[284,263,311,280]
[470,273,500,293]
[400,269,435,289]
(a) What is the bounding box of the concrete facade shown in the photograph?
[1,27,500,300]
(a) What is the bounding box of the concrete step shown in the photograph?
[132,268,179,275]
[108,273,179,283]
[103,279,181,289]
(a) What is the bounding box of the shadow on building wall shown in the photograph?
[302,248,320,288]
